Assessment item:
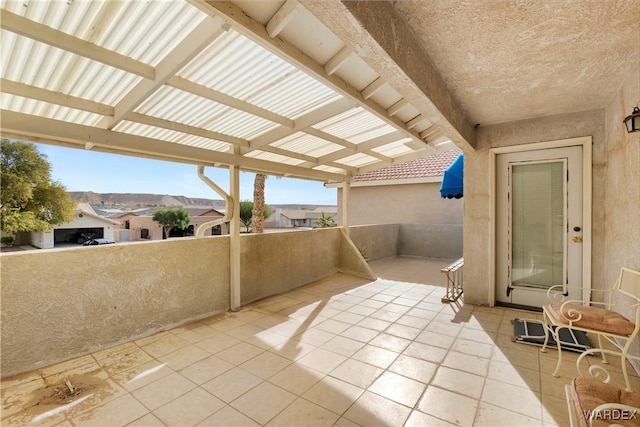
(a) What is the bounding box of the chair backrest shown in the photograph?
[610,267,640,329]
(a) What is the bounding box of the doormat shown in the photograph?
[512,318,591,353]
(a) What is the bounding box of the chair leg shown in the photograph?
[551,326,565,377]
[596,335,609,365]
[540,311,551,353]
[621,347,631,391]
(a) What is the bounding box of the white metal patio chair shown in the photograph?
[566,348,640,427]
[541,267,640,391]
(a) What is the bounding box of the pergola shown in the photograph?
[0,0,465,310]
[0,0,460,181]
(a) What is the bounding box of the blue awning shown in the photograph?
[440,153,464,199]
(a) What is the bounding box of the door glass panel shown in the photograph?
[511,162,564,289]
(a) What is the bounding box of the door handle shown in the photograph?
[573,236,582,243]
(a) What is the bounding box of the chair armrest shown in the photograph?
[587,403,640,427]
[577,348,640,384]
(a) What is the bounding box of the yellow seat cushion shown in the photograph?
[569,377,640,427]
[548,302,635,336]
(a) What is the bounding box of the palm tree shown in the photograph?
[251,173,266,233]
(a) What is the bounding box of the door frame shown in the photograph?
[490,136,592,306]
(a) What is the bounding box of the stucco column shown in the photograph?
[342,181,350,235]
[229,165,241,311]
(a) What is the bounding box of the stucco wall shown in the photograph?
[1,238,231,378]
[1,228,374,377]
[348,223,463,261]
[239,228,373,304]
[336,182,463,226]
[465,109,606,305]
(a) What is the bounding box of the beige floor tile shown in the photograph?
[215,342,265,365]
[38,355,98,379]
[333,311,366,325]
[346,304,377,317]
[329,359,383,388]
[487,358,541,392]
[245,331,290,349]
[197,405,259,426]
[153,387,225,426]
[384,323,422,340]
[356,317,392,332]
[431,366,485,400]
[194,333,241,355]
[1,374,46,419]
[92,342,139,362]
[156,344,210,371]
[423,320,462,337]
[539,372,571,401]
[109,360,174,392]
[417,386,479,426]
[139,334,191,359]
[481,378,542,419]
[131,372,197,411]
[201,367,263,403]
[321,335,365,357]
[229,382,296,425]
[442,350,491,376]
[267,364,324,395]
[351,345,399,369]
[296,348,347,374]
[314,318,352,334]
[368,371,426,407]
[172,324,221,344]
[404,410,457,426]
[302,376,364,414]
[369,309,403,323]
[458,324,498,345]
[541,393,571,427]
[239,351,291,379]
[125,412,165,426]
[368,333,411,353]
[396,313,431,329]
[178,355,234,385]
[342,390,411,427]
[388,354,438,384]
[474,401,541,426]
[492,343,541,369]
[414,330,456,349]
[403,341,448,364]
[266,397,340,426]
[451,338,494,359]
[70,393,149,426]
[269,337,318,361]
[295,328,336,347]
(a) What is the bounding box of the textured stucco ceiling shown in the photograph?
[391,0,640,126]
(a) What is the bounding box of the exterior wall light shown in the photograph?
[623,105,640,133]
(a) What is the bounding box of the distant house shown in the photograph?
[265,207,338,229]
[113,207,228,241]
[326,148,463,226]
[22,203,121,249]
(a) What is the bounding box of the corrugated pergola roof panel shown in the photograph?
[135,86,277,140]
[271,132,343,158]
[0,0,451,183]
[245,150,308,167]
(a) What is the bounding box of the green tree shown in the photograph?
[314,212,336,228]
[240,199,272,233]
[1,139,75,234]
[152,208,190,239]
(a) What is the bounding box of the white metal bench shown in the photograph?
[441,257,464,303]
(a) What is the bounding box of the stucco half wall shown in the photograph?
[0,228,374,378]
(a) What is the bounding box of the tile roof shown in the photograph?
[351,148,462,182]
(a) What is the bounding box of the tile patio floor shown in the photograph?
[2,257,638,426]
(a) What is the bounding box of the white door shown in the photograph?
[496,146,584,309]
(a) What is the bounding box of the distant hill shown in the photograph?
[68,192,334,211]
[69,192,227,209]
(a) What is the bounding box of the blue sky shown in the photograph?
[35,143,337,206]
